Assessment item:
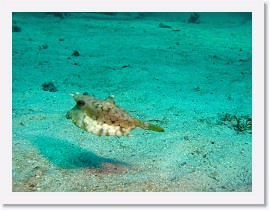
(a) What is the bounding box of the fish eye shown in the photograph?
[77,100,85,107]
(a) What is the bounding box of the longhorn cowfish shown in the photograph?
[66,92,165,137]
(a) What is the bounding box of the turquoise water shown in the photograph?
[12,12,252,192]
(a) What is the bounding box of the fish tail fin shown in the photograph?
[139,122,165,132]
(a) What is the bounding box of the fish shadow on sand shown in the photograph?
[30,136,130,170]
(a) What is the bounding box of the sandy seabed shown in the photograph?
[12,12,252,192]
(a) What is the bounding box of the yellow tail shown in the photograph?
[139,122,165,132]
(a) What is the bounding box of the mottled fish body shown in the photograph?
[66,93,164,136]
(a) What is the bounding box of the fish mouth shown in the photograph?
[66,107,88,130]
[66,111,72,119]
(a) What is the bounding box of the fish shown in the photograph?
[66,92,165,137]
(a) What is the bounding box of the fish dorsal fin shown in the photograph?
[104,95,116,104]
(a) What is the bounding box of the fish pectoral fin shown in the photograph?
[140,122,165,132]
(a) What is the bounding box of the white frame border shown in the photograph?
[0,0,265,205]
